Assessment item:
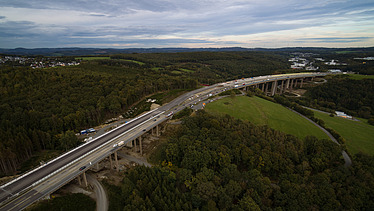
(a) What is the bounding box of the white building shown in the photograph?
[335,111,352,119]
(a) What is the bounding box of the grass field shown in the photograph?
[205,96,329,140]
[314,111,374,155]
[120,59,145,65]
[75,56,111,60]
[347,74,374,80]
[179,68,194,73]
[171,70,182,74]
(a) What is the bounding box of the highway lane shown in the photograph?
[1,112,169,210]
[287,108,352,167]
[0,85,219,210]
[0,72,330,210]
[0,109,162,203]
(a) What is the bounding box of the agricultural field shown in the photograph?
[314,111,374,155]
[120,59,145,65]
[75,56,111,60]
[346,74,374,80]
[205,96,329,140]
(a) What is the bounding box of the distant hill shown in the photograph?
[0,47,373,56]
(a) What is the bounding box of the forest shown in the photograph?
[295,75,374,120]
[105,111,374,210]
[0,51,288,175]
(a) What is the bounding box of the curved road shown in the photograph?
[288,108,352,167]
[0,72,334,210]
[86,174,108,211]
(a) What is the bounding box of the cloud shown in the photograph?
[0,0,374,48]
[298,37,372,43]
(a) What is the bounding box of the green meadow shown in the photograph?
[75,56,111,60]
[314,111,374,155]
[205,96,328,140]
[347,74,374,80]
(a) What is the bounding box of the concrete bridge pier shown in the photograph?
[271,80,277,96]
[114,151,119,172]
[280,80,285,94]
[82,172,88,187]
[261,83,265,92]
[290,79,294,90]
[265,83,269,94]
[77,175,82,186]
[133,139,137,152]
[300,78,304,88]
[126,140,133,147]
[90,162,101,172]
[139,136,143,155]
[285,79,290,91]
[294,79,298,87]
[156,125,160,137]
[109,154,113,170]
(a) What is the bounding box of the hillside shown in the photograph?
[205,96,329,140]
[0,51,288,175]
[104,111,374,210]
[313,111,374,155]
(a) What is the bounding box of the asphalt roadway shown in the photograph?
[0,84,217,210]
[0,72,332,210]
[87,174,108,211]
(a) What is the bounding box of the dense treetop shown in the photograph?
[0,51,288,175]
[106,111,374,210]
[300,75,374,119]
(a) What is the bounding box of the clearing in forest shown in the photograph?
[205,96,329,140]
[314,111,374,155]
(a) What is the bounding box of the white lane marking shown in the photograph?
[0,108,159,189]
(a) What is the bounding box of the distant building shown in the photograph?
[354,57,374,60]
[335,111,352,119]
[328,69,342,73]
[325,60,347,66]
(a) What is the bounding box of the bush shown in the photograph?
[368,118,374,126]
[173,107,193,119]
[31,193,95,211]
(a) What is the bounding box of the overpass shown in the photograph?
[0,72,331,210]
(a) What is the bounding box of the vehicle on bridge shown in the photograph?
[167,112,174,117]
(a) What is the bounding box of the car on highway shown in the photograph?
[143,129,146,131]
[79,166,86,171]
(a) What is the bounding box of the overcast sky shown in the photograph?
[1,0,374,48]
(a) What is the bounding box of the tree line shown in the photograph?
[299,75,374,120]
[105,111,374,210]
[0,62,197,175]
[0,51,289,176]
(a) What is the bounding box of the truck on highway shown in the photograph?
[167,111,174,117]
[80,128,96,135]
[118,141,124,147]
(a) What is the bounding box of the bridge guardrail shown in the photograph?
[0,108,160,200]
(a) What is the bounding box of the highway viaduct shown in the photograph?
[0,72,332,210]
